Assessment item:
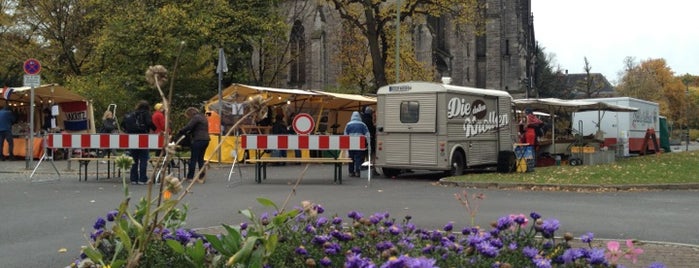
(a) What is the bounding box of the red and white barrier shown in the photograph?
[47,133,164,149]
[241,135,366,150]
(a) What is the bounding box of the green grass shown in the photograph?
[447,151,699,185]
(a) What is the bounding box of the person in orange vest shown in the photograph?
[206,110,221,135]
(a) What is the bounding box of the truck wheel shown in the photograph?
[497,150,516,173]
[448,152,465,176]
[382,168,401,178]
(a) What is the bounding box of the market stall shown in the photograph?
[1,84,93,159]
[204,84,376,163]
[513,98,637,165]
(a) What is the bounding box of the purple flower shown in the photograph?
[541,219,560,237]
[388,225,401,235]
[311,235,330,245]
[443,221,454,232]
[533,256,552,268]
[648,262,666,268]
[324,242,342,255]
[496,216,512,230]
[376,241,394,251]
[347,211,363,221]
[475,241,499,258]
[315,216,328,227]
[561,248,584,264]
[461,227,472,235]
[380,255,437,268]
[530,211,541,220]
[313,204,325,214]
[522,246,539,259]
[580,232,594,243]
[489,238,503,249]
[587,248,607,265]
[90,229,104,241]
[93,217,106,230]
[320,256,332,267]
[332,216,343,225]
[175,228,192,244]
[344,253,375,268]
[513,214,527,225]
[508,242,518,250]
[106,210,118,222]
[260,212,269,226]
[240,222,248,230]
[304,224,316,234]
[295,246,308,255]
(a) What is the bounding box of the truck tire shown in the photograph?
[447,151,465,176]
[382,168,401,178]
[497,150,516,173]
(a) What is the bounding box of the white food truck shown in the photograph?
[374,81,517,177]
[572,97,660,154]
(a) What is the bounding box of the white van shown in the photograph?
[375,81,517,177]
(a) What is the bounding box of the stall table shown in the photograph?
[3,137,43,159]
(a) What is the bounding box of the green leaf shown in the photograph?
[110,240,124,264]
[203,234,230,256]
[249,246,265,268]
[228,236,258,266]
[166,239,185,254]
[82,247,103,262]
[113,225,132,252]
[265,233,278,257]
[111,259,126,268]
[190,239,206,266]
[256,197,278,210]
[239,209,253,220]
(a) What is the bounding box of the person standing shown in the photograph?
[0,103,16,161]
[100,110,117,134]
[271,114,287,162]
[176,107,210,183]
[152,103,166,134]
[523,108,542,172]
[126,100,156,184]
[344,111,369,177]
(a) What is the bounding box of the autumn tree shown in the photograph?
[616,57,689,127]
[325,0,483,92]
[577,57,606,98]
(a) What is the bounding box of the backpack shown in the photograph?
[121,111,147,133]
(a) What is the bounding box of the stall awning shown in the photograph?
[6,84,87,104]
[513,98,638,113]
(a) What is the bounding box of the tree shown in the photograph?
[578,57,605,98]
[325,0,483,92]
[616,57,688,127]
[533,43,568,98]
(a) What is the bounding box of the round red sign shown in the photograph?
[24,58,41,75]
[292,113,315,135]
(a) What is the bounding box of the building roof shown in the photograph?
[565,73,616,98]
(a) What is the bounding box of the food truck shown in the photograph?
[374,81,516,177]
[572,97,659,155]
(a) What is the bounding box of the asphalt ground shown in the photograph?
[1,157,697,267]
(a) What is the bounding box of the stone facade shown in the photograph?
[276,0,535,94]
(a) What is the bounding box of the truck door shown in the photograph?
[382,93,438,166]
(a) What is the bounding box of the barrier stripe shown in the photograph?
[241,135,366,150]
[47,134,163,149]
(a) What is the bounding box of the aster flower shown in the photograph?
[320,256,332,267]
[496,216,512,230]
[332,216,343,225]
[175,228,192,245]
[530,211,541,220]
[106,210,118,222]
[295,246,308,255]
[475,241,499,258]
[522,246,539,259]
[344,253,376,268]
[532,256,552,268]
[443,221,454,232]
[580,232,594,243]
[540,219,560,237]
[587,248,607,265]
[93,217,106,230]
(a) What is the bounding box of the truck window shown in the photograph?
[400,101,419,123]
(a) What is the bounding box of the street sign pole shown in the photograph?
[23,59,41,169]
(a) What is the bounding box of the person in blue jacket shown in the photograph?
[0,103,16,161]
[344,111,369,177]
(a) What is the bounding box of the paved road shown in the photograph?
[0,159,698,267]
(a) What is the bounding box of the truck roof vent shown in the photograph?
[441,77,452,85]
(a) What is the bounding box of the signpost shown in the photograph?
[23,58,41,169]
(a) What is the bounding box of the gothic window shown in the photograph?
[289,20,306,86]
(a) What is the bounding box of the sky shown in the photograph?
[532,0,699,85]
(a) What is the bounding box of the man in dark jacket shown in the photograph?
[177,107,210,183]
[0,103,16,161]
[128,100,156,184]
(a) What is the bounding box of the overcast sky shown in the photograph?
[532,0,699,85]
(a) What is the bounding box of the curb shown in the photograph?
[438,179,699,191]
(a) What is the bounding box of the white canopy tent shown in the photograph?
[513,98,638,154]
